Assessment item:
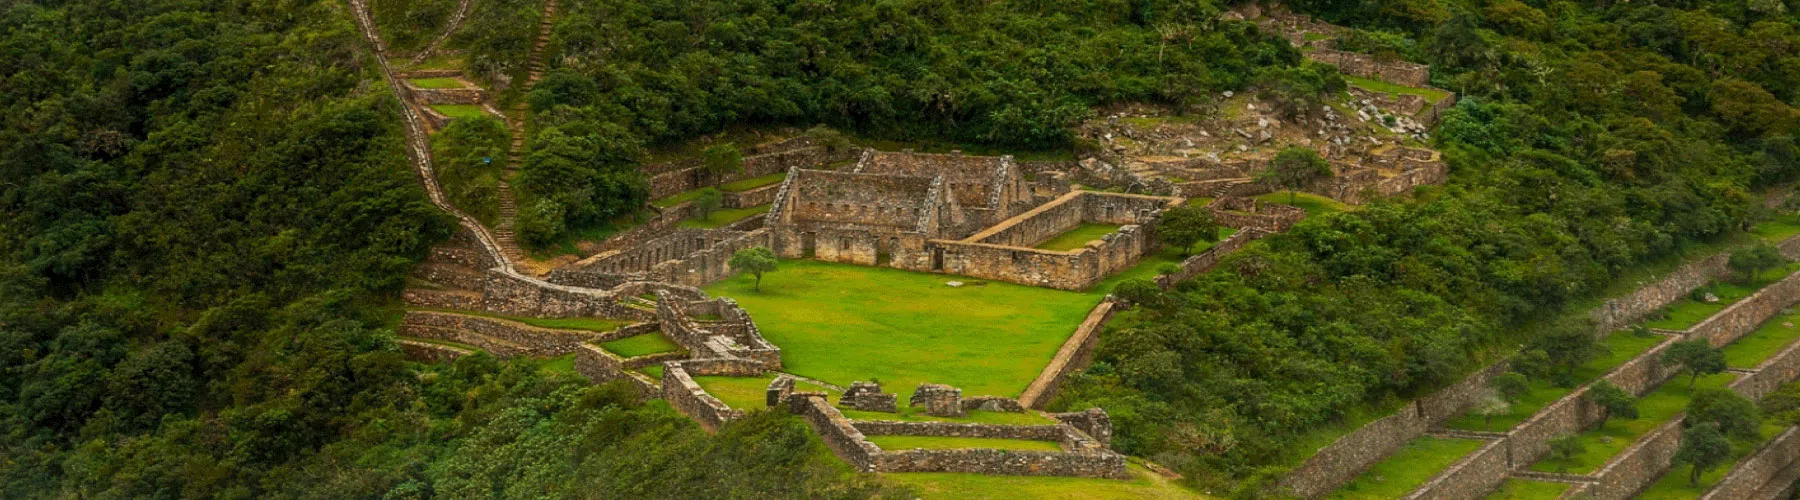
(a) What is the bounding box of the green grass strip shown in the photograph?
[1035,223,1123,251]
[1446,333,1664,432]
[1332,437,1488,499]
[720,172,787,192]
[412,307,628,333]
[885,463,1204,499]
[1529,373,1736,474]
[1485,479,1570,499]
[1722,309,1800,369]
[839,406,1057,426]
[535,354,576,375]
[598,332,682,358]
[408,77,465,89]
[866,435,1064,452]
[429,104,487,120]
[1343,75,1453,104]
[1635,421,1785,499]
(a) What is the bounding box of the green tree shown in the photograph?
[1673,423,1732,486]
[1663,339,1728,390]
[1158,205,1222,256]
[1548,436,1586,473]
[1584,380,1638,431]
[1260,147,1333,205]
[803,126,853,153]
[1473,390,1511,431]
[1688,389,1762,440]
[694,188,723,221]
[702,144,744,185]
[729,247,779,292]
[1729,242,1785,283]
[1532,321,1607,386]
[1493,372,1530,402]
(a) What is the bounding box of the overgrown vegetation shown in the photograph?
[1052,0,1800,493]
[0,1,898,496]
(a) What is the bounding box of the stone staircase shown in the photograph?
[491,0,559,270]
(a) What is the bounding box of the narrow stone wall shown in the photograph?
[1589,418,1684,499]
[1690,271,1800,347]
[398,339,473,362]
[401,311,599,356]
[790,394,883,471]
[721,182,781,209]
[853,421,1068,442]
[406,86,485,105]
[1276,405,1428,498]
[1208,197,1307,232]
[1732,339,1800,400]
[573,344,660,396]
[1020,298,1117,409]
[402,288,483,310]
[661,364,744,432]
[1590,254,1732,334]
[1154,229,1268,288]
[1702,427,1800,499]
[646,144,853,199]
[1304,48,1431,87]
[872,448,1129,479]
[1402,438,1508,500]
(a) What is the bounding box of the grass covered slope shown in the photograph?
[708,259,1105,398]
[1332,437,1488,499]
[887,464,1205,499]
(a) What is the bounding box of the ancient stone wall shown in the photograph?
[413,262,488,290]
[406,86,485,105]
[400,311,599,356]
[1418,361,1515,422]
[871,448,1128,479]
[969,192,1086,247]
[1731,340,1800,400]
[930,229,1149,291]
[480,269,632,318]
[1020,299,1117,409]
[574,228,774,288]
[1276,405,1428,498]
[1588,418,1684,500]
[402,288,483,310]
[1305,48,1431,88]
[1402,438,1508,500]
[1590,254,1732,333]
[1052,408,1115,446]
[789,394,884,471]
[855,150,1024,212]
[1689,271,1800,347]
[1702,427,1800,499]
[721,182,781,209]
[573,344,660,396]
[644,141,854,200]
[661,364,744,432]
[785,170,941,229]
[398,339,473,362]
[1209,196,1307,232]
[853,421,1068,442]
[1155,228,1269,288]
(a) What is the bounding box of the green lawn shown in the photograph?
[1485,479,1570,499]
[406,53,463,71]
[598,332,682,358]
[678,204,771,229]
[1636,421,1786,499]
[839,406,1057,425]
[429,104,488,120]
[885,463,1205,499]
[866,435,1064,452]
[409,77,465,89]
[706,260,1108,399]
[637,364,664,380]
[1446,333,1665,432]
[1332,437,1488,499]
[535,354,576,375]
[1751,215,1800,243]
[411,307,628,333]
[1036,223,1123,251]
[1646,264,1800,330]
[721,172,787,192]
[1256,191,1349,216]
[693,374,833,411]
[1723,309,1800,368]
[1529,373,1736,474]
[1344,75,1453,104]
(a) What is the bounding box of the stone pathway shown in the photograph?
[409,0,474,65]
[492,0,561,271]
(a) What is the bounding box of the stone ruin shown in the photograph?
[840,381,899,413]
[909,383,967,417]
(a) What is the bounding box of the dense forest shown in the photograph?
[1053,0,1800,494]
[0,1,892,497]
[5,0,1800,497]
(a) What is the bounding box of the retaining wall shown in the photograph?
[1019,299,1117,409]
[661,363,744,432]
[401,311,599,356]
[1690,271,1800,347]
[1702,427,1800,500]
[1589,419,1684,499]
[1403,438,1509,500]
[1590,254,1732,334]
[398,339,473,362]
